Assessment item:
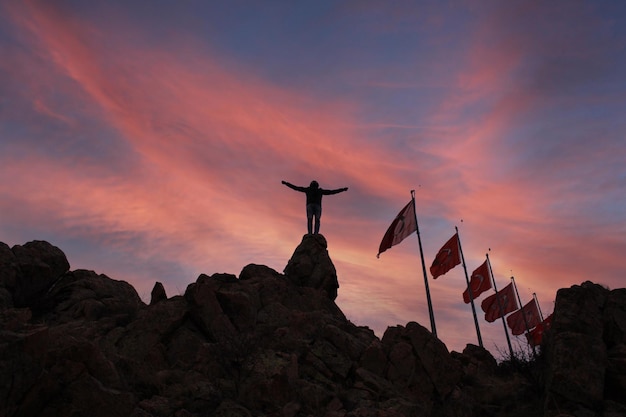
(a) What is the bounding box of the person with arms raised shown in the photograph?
[282,180,348,234]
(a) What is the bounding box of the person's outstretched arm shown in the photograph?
[282,180,307,192]
[322,187,349,195]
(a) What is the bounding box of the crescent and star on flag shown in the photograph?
[393,213,407,237]
[433,248,453,270]
[471,274,485,292]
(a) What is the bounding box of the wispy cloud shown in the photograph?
[1,0,625,354]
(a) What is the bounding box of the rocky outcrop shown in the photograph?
[284,234,339,300]
[150,282,167,305]
[1,239,625,417]
[0,240,70,308]
[544,281,626,417]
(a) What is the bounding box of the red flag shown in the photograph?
[506,299,542,336]
[481,282,518,322]
[377,200,417,258]
[463,260,493,303]
[526,314,553,347]
[430,233,461,278]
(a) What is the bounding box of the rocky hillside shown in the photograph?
[1,236,625,417]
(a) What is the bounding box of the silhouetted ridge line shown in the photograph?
[1,240,625,416]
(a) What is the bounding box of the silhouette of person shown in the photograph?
[282,180,348,234]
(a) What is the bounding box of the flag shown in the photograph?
[377,200,417,258]
[430,233,461,278]
[526,314,553,347]
[463,260,493,303]
[506,299,542,336]
[481,282,517,322]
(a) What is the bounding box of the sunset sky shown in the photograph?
[2,0,625,356]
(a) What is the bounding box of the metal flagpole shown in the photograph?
[456,226,483,347]
[486,253,514,359]
[511,277,536,356]
[533,293,544,321]
[411,190,437,336]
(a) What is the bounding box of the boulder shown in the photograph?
[37,269,143,322]
[605,344,626,403]
[0,287,12,310]
[0,242,19,292]
[457,343,498,376]
[284,234,339,300]
[403,321,462,398]
[150,282,167,305]
[184,273,239,342]
[0,326,49,416]
[239,263,281,281]
[381,322,462,412]
[11,240,70,307]
[604,288,626,348]
[359,340,388,376]
[544,281,609,417]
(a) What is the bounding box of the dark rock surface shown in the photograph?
[1,238,624,417]
[544,281,626,417]
[284,234,339,300]
[150,282,167,305]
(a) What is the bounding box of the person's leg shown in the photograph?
[306,204,314,234]
[313,204,322,234]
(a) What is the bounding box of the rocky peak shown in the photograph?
[284,234,339,300]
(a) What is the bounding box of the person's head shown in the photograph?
[310,180,319,189]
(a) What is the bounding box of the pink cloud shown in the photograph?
[7,1,438,241]
[2,1,624,356]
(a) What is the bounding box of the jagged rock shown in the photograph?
[0,326,49,416]
[1,317,138,417]
[239,263,281,281]
[404,321,462,398]
[606,344,626,403]
[0,242,18,309]
[150,281,167,305]
[604,288,626,347]
[1,239,626,417]
[184,273,242,342]
[284,234,339,300]
[11,240,70,307]
[37,269,143,322]
[0,287,12,310]
[382,321,462,407]
[112,295,190,364]
[455,343,498,376]
[544,281,614,417]
[603,288,626,404]
[0,242,19,291]
[360,339,388,376]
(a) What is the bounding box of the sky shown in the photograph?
[1,0,625,357]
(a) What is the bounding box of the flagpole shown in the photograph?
[533,293,544,321]
[486,253,514,359]
[456,226,483,348]
[511,277,536,356]
[411,190,437,336]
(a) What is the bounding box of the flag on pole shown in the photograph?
[481,282,517,322]
[377,200,417,258]
[526,314,553,347]
[506,299,542,335]
[430,233,461,278]
[463,260,493,303]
